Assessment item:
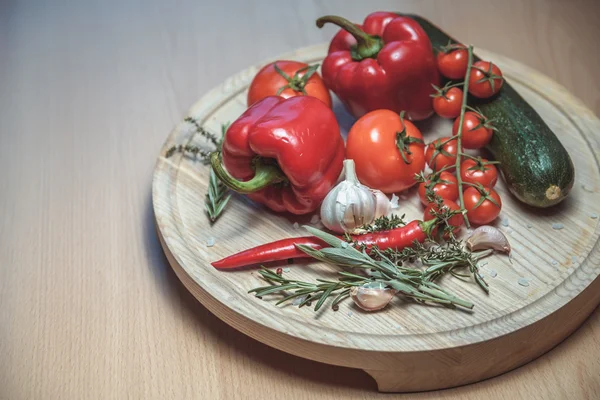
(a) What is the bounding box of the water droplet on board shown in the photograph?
[518,278,530,287]
[206,237,216,247]
[551,223,564,230]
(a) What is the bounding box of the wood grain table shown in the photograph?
[1,0,599,399]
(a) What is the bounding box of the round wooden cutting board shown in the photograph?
[152,44,600,392]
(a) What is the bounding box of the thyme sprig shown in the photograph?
[250,225,492,312]
[361,214,406,232]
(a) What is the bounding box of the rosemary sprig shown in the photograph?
[249,267,366,312]
[166,119,232,222]
[205,167,232,222]
[205,122,230,222]
[250,226,493,312]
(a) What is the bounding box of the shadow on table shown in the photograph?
[142,195,376,392]
[143,195,599,397]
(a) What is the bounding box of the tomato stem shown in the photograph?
[454,45,475,229]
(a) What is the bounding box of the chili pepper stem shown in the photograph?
[316,15,383,61]
[419,218,438,236]
[210,152,286,194]
[454,45,475,229]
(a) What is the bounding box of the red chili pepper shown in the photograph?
[317,12,439,121]
[210,96,344,215]
[212,220,436,269]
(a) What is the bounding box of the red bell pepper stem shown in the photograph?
[316,15,383,61]
[210,152,286,194]
[212,219,438,270]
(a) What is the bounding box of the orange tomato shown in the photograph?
[346,109,425,193]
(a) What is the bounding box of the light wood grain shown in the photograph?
[1,0,600,399]
[153,44,600,392]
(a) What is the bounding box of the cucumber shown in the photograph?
[406,14,575,208]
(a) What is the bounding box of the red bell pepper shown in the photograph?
[210,96,345,215]
[317,12,439,120]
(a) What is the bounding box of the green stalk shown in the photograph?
[454,45,475,228]
[316,15,383,61]
[210,152,286,194]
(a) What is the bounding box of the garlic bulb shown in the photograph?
[350,282,397,312]
[466,225,511,254]
[320,159,376,234]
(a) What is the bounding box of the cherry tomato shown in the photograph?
[433,87,463,119]
[463,186,502,225]
[247,60,332,107]
[436,44,468,79]
[460,158,498,188]
[346,110,425,193]
[424,199,464,235]
[425,137,461,171]
[418,171,459,205]
[468,61,504,99]
[452,111,493,149]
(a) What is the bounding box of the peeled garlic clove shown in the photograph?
[350,284,397,312]
[466,225,511,254]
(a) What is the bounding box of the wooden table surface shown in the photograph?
[1,0,599,399]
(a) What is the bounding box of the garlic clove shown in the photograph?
[466,225,511,254]
[370,190,400,218]
[350,284,397,312]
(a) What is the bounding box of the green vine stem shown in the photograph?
[454,45,475,229]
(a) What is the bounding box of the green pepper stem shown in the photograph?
[419,218,438,236]
[210,152,286,194]
[316,15,383,61]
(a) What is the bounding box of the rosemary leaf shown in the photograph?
[314,284,339,311]
[331,289,351,309]
[205,167,231,223]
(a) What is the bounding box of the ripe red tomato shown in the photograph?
[425,137,461,171]
[452,111,493,149]
[460,158,498,188]
[247,60,332,107]
[463,186,502,225]
[418,172,459,205]
[424,199,464,235]
[468,61,504,98]
[433,87,463,119]
[436,44,468,79]
[346,110,425,193]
